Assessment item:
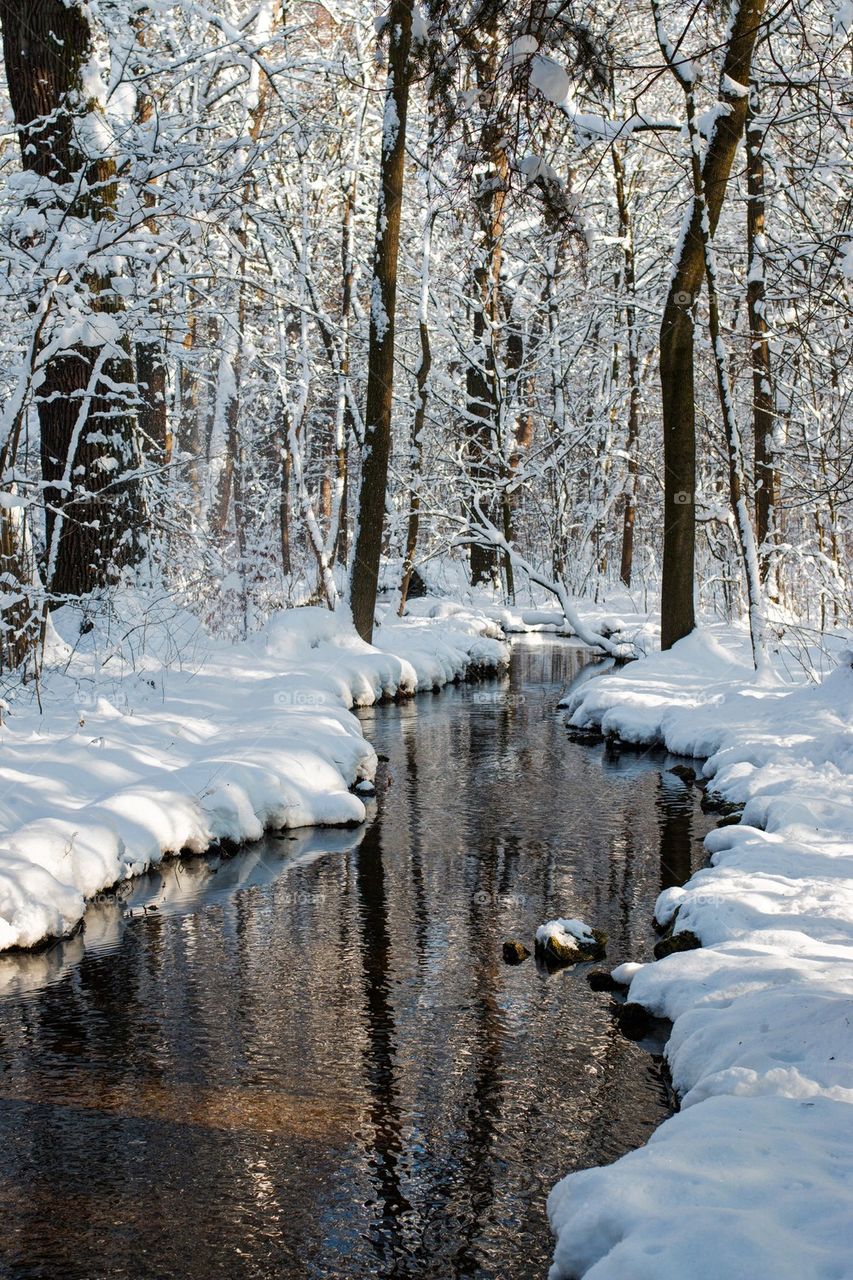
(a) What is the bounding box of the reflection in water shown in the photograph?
[0,640,713,1280]
[657,772,695,892]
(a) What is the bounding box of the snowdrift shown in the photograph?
[0,603,507,951]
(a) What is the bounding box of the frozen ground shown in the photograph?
[0,598,506,952]
[549,624,853,1280]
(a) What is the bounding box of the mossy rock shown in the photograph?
[536,927,607,967]
[653,929,701,960]
[502,940,531,965]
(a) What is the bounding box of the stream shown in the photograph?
[0,639,714,1280]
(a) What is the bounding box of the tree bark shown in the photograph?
[614,146,641,588]
[350,2,413,642]
[656,0,768,649]
[465,21,507,588]
[0,0,141,598]
[746,91,778,585]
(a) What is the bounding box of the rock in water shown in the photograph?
[653,929,701,960]
[502,940,531,965]
[616,1001,653,1040]
[586,969,619,991]
[534,918,607,966]
[669,763,696,785]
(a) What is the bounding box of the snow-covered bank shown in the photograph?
[0,603,507,952]
[403,581,656,651]
[549,625,853,1279]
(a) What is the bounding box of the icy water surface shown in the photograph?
[0,640,714,1280]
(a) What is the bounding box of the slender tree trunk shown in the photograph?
[280,440,292,579]
[335,86,368,568]
[685,92,768,672]
[178,315,202,515]
[350,2,413,642]
[655,0,768,649]
[614,146,641,588]
[211,1,274,564]
[746,91,778,585]
[133,22,168,466]
[399,145,435,615]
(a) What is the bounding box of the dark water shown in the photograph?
[0,640,713,1280]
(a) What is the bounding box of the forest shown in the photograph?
[0,0,848,670]
[0,4,851,1280]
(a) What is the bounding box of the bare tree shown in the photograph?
[655,0,768,648]
[350,1,414,642]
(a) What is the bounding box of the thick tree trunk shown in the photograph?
[656,0,768,649]
[1,0,140,598]
[350,2,413,642]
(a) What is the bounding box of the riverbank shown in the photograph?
[549,625,853,1279]
[0,636,703,1279]
[0,600,507,952]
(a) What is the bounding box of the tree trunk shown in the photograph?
[1,0,140,599]
[133,21,169,467]
[465,23,507,588]
[746,92,778,585]
[350,2,413,642]
[399,174,435,615]
[685,91,768,672]
[614,146,641,588]
[398,315,429,615]
[656,0,768,649]
[280,441,292,579]
[335,88,368,568]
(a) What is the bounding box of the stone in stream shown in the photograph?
[616,1001,653,1040]
[669,763,696,785]
[534,918,607,967]
[700,790,743,819]
[653,929,702,960]
[586,969,620,992]
[502,940,531,965]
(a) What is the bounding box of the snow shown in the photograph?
[0,601,507,953]
[504,34,539,69]
[834,0,853,34]
[549,1096,853,1280]
[548,624,853,1278]
[536,918,596,948]
[529,54,572,108]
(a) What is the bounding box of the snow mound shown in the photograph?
[535,918,596,948]
[0,604,507,952]
[549,1095,853,1280]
